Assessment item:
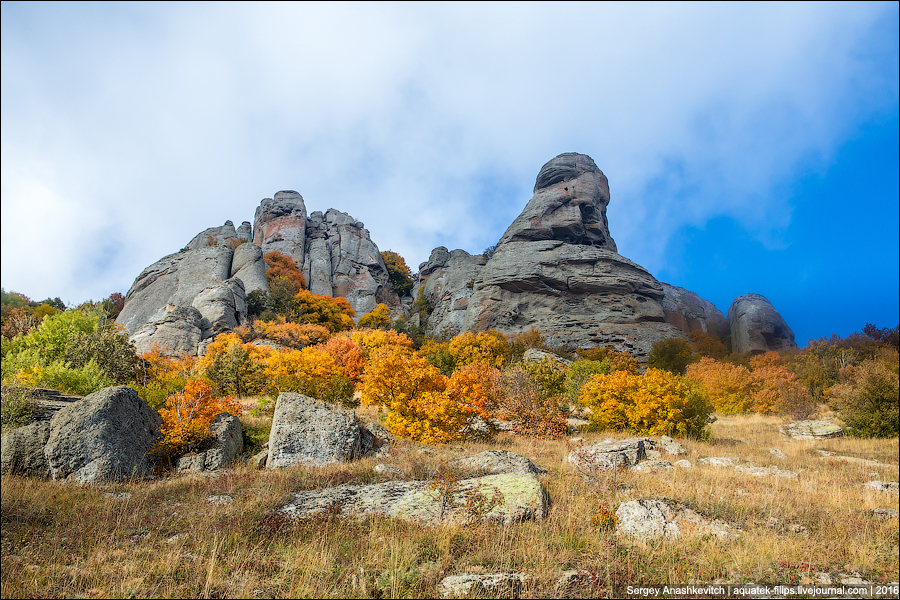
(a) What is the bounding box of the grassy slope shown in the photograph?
[1,411,898,598]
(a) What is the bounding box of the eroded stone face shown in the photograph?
[253,190,308,268]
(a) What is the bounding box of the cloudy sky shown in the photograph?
[2,2,898,346]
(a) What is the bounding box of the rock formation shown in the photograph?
[452,153,689,359]
[266,393,364,469]
[660,283,729,339]
[416,247,488,337]
[43,386,163,483]
[728,293,798,353]
[118,191,395,355]
[175,412,244,474]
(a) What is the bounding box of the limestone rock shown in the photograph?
[191,278,247,341]
[175,413,244,474]
[616,499,738,541]
[779,420,843,440]
[418,247,487,337]
[1,420,51,478]
[568,438,649,473]
[278,472,548,525]
[302,209,396,318]
[728,293,798,354]
[437,573,531,598]
[230,242,269,294]
[117,245,234,337]
[462,240,688,359]
[129,306,203,357]
[43,386,162,483]
[658,435,687,455]
[253,191,307,269]
[523,348,572,366]
[453,450,547,476]
[698,456,740,467]
[660,283,729,340]
[185,220,248,251]
[500,152,616,250]
[267,393,362,469]
[631,460,674,472]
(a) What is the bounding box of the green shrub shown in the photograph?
[647,337,696,375]
[829,359,899,437]
[565,359,610,403]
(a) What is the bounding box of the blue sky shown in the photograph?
[2,2,898,347]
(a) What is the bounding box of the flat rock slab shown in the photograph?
[780,420,843,440]
[437,573,531,598]
[616,499,738,541]
[816,450,887,468]
[278,472,547,526]
[452,450,547,476]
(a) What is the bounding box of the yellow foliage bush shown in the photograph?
[255,319,330,349]
[448,330,508,369]
[358,303,392,329]
[359,346,491,443]
[579,368,714,438]
[350,328,413,355]
[685,357,754,414]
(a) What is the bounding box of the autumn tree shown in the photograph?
[579,368,714,438]
[575,347,641,375]
[156,379,242,457]
[286,290,355,332]
[358,303,392,329]
[648,337,696,375]
[689,329,729,360]
[199,333,266,397]
[255,318,330,349]
[261,345,354,406]
[381,250,414,297]
[828,359,899,437]
[448,330,508,369]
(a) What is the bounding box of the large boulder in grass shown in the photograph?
[43,386,163,483]
[278,472,548,525]
[1,421,52,478]
[453,450,548,476]
[616,499,738,541]
[568,438,649,473]
[175,413,244,474]
[267,393,362,469]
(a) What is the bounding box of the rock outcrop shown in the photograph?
[119,191,396,355]
[1,420,52,478]
[728,293,798,354]
[302,209,395,318]
[567,438,649,473]
[175,412,244,474]
[453,154,690,359]
[43,386,163,483]
[616,499,738,541]
[661,283,729,339]
[278,472,548,525]
[266,393,363,469]
[417,247,488,337]
[253,191,308,268]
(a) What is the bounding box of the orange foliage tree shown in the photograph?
[322,336,366,383]
[261,345,354,406]
[685,357,754,414]
[156,379,242,457]
[350,328,414,355]
[264,250,307,292]
[255,318,330,349]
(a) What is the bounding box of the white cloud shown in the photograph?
[2,1,896,302]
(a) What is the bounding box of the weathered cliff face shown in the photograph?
[455,153,687,359]
[417,247,488,337]
[118,190,395,355]
[728,294,797,354]
[302,209,396,318]
[660,283,729,340]
[253,191,308,269]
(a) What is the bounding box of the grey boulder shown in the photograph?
[1,420,52,478]
[175,412,244,474]
[728,293,798,354]
[43,386,163,483]
[267,393,362,469]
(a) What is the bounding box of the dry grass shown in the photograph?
[2,412,897,598]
